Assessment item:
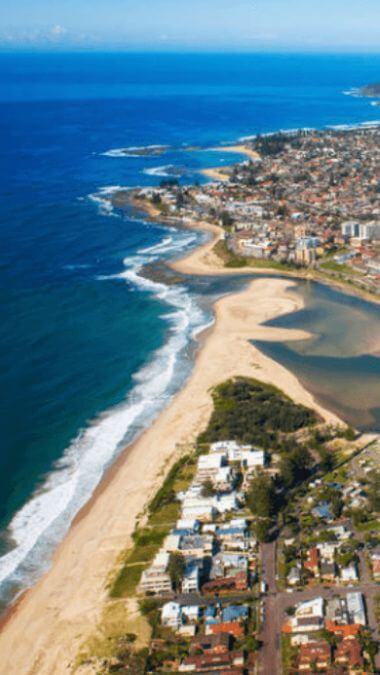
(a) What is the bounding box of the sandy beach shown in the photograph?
[0,277,343,674]
[201,143,260,182]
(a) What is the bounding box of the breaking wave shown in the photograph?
[0,224,208,605]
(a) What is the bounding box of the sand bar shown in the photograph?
[0,278,343,674]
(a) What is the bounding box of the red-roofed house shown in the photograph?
[304,547,320,577]
[325,620,361,638]
[207,622,244,639]
[298,640,331,672]
[335,638,364,670]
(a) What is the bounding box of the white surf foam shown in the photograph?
[328,121,380,131]
[88,185,126,217]
[0,227,208,599]
[143,165,183,178]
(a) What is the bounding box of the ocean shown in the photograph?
[1,51,380,608]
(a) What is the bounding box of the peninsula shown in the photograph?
[123,126,380,302]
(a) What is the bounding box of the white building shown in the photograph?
[346,592,366,625]
[161,602,181,629]
[295,597,324,619]
[139,551,172,594]
[340,564,359,584]
[196,453,226,481]
[182,565,200,593]
[241,449,266,469]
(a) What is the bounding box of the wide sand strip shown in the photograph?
[0,279,342,674]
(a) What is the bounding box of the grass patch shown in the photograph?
[109,452,198,599]
[213,240,297,272]
[110,562,150,599]
[356,519,380,532]
[281,634,298,674]
[320,260,360,275]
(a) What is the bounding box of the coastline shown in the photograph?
[169,216,380,306]
[129,194,380,307]
[200,143,261,181]
[0,277,344,674]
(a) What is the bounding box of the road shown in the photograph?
[258,541,281,674]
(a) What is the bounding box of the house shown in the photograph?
[222,605,249,623]
[295,597,324,620]
[290,597,325,633]
[181,605,201,624]
[320,560,337,582]
[287,566,301,586]
[329,524,352,541]
[207,621,244,639]
[340,563,359,584]
[346,592,367,626]
[197,453,226,481]
[161,602,182,629]
[370,552,380,579]
[325,620,361,638]
[202,571,249,594]
[335,638,364,670]
[317,542,339,562]
[174,518,201,535]
[139,551,172,594]
[210,552,248,579]
[297,639,331,672]
[179,534,214,558]
[179,651,244,672]
[182,563,200,593]
[312,502,334,521]
[304,547,319,577]
[190,632,231,655]
[240,449,267,469]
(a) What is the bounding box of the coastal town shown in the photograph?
[76,127,380,674]
[124,126,380,297]
[83,378,380,675]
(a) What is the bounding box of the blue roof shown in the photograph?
[172,528,196,536]
[218,527,246,535]
[222,605,249,622]
[312,503,333,520]
[204,605,216,617]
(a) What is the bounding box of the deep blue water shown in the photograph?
[1,51,380,607]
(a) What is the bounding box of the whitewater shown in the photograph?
[0,202,209,605]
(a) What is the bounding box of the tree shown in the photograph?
[201,479,216,497]
[168,552,185,591]
[253,519,271,543]
[220,210,234,229]
[279,447,312,489]
[367,471,380,512]
[330,492,344,518]
[246,473,277,519]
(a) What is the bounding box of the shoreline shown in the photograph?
[0,277,344,674]
[200,143,261,182]
[128,195,380,307]
[169,216,380,307]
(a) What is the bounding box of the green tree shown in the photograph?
[279,446,312,489]
[367,471,380,512]
[201,479,216,497]
[247,473,277,519]
[168,552,186,591]
[253,519,271,543]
